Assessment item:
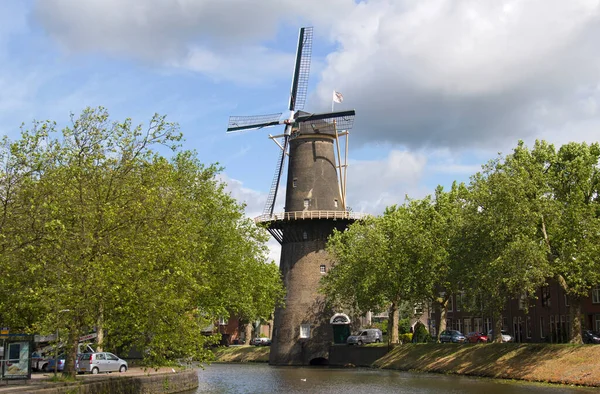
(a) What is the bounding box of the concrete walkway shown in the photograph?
[0,367,183,393]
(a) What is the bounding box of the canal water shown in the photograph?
[188,363,598,394]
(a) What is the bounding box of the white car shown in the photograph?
[346,329,383,345]
[78,352,128,374]
[487,330,513,343]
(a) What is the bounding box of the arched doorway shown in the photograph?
[330,313,351,344]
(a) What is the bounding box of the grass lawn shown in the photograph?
[374,343,600,387]
[212,346,270,363]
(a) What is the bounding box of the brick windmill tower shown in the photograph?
[226,27,362,365]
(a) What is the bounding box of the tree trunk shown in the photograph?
[569,295,582,344]
[494,313,503,343]
[268,319,273,339]
[96,305,104,352]
[436,298,449,343]
[244,324,252,345]
[63,328,79,378]
[390,301,399,344]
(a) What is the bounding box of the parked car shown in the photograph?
[487,330,514,342]
[439,330,467,343]
[78,352,128,374]
[583,330,600,344]
[465,332,488,343]
[346,329,383,345]
[45,354,65,372]
[30,352,49,372]
[250,337,271,346]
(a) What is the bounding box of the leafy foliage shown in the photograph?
[322,139,600,345]
[0,107,284,372]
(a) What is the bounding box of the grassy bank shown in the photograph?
[373,343,600,387]
[212,346,270,363]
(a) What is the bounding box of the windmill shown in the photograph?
[227,27,356,226]
[226,27,362,366]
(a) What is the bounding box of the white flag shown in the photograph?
[332,90,344,104]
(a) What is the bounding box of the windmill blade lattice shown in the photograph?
[227,113,282,132]
[295,110,356,132]
[288,27,313,111]
[262,136,288,217]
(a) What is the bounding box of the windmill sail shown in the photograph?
[227,113,282,132]
[262,136,288,217]
[289,27,313,111]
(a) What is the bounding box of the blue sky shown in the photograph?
[2,0,600,262]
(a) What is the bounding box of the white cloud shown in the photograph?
[315,0,600,150]
[33,0,353,83]
[347,149,429,214]
[35,0,600,150]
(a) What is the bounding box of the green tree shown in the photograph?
[544,142,600,343]
[0,107,284,375]
[458,141,553,342]
[323,201,445,344]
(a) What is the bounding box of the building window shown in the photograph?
[456,293,463,312]
[474,317,482,333]
[302,231,308,240]
[518,293,527,310]
[293,178,297,188]
[502,317,508,331]
[414,303,424,316]
[526,316,531,339]
[484,318,492,334]
[456,318,462,333]
[334,199,338,208]
[564,293,570,307]
[541,286,551,307]
[300,324,311,339]
[595,314,600,332]
[320,265,326,274]
[540,316,545,338]
[304,199,310,208]
[448,295,454,312]
[464,318,472,334]
[218,316,227,326]
[446,318,453,330]
[592,285,600,304]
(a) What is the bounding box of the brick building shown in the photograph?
[428,281,600,342]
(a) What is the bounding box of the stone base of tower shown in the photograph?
[269,238,335,366]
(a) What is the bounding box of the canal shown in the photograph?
[188,363,599,393]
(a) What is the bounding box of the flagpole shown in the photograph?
[332,90,335,112]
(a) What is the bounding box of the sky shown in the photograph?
[2,0,600,263]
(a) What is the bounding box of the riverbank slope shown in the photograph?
[373,343,600,387]
[212,346,270,363]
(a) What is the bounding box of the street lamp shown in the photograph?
[54,309,70,376]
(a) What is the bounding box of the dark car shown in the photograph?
[439,330,466,343]
[583,330,600,344]
[465,332,488,343]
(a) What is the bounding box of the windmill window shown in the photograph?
[320,265,326,274]
[334,199,338,208]
[300,324,311,339]
[293,178,297,188]
[304,199,310,208]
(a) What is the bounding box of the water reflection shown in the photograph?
[187,363,598,394]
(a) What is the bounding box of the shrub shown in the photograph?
[398,318,411,335]
[400,333,413,343]
[413,322,430,343]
